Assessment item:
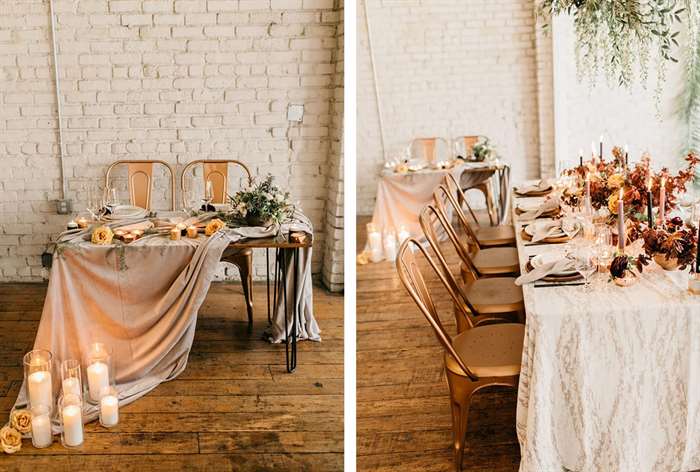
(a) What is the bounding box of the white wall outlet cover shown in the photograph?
[287,104,304,122]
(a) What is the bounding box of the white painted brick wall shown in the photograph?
[0,0,344,289]
[357,0,544,215]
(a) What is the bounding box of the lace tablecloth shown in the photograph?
[513,190,700,471]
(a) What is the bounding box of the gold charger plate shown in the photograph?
[515,207,560,218]
[525,260,582,282]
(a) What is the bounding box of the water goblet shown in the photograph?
[575,246,597,292]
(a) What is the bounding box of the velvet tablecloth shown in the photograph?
[13,211,319,430]
[512,191,700,472]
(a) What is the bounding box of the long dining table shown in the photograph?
[512,187,700,471]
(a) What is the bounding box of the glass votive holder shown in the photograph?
[23,349,54,413]
[31,404,53,448]
[59,393,84,448]
[99,387,119,428]
[367,223,383,262]
[60,359,83,399]
[84,342,113,404]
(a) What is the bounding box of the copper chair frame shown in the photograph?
[396,239,520,471]
[180,159,253,208]
[104,160,176,211]
[410,137,452,165]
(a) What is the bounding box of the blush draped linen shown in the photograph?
[13,211,319,432]
[513,191,700,471]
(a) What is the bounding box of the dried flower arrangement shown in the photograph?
[609,254,650,281]
[642,217,698,270]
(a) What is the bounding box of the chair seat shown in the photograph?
[469,247,519,275]
[445,323,524,378]
[464,277,523,314]
[475,225,515,247]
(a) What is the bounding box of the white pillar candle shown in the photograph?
[383,234,398,262]
[28,370,53,409]
[31,413,53,448]
[62,377,81,397]
[62,404,83,447]
[398,227,410,245]
[87,361,109,402]
[368,230,383,263]
[100,395,119,427]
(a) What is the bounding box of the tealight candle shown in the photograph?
[31,405,53,448]
[122,233,135,244]
[176,223,187,235]
[67,220,78,230]
[113,230,126,241]
[187,225,198,238]
[131,229,144,239]
[100,394,119,427]
[77,217,89,229]
[62,403,83,447]
[27,370,52,410]
[87,361,110,403]
[170,228,181,241]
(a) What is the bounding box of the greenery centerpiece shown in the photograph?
[226,175,293,227]
[471,137,497,162]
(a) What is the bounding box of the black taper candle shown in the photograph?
[579,155,583,167]
[647,190,654,228]
[599,141,603,161]
[625,152,628,168]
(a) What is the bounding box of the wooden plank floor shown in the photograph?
[0,281,343,471]
[356,216,520,471]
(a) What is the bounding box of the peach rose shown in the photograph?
[1,425,21,454]
[10,410,31,435]
[608,192,620,215]
[607,173,625,189]
[205,218,226,236]
[91,226,114,245]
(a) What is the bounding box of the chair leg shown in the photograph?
[236,253,254,327]
[446,371,483,472]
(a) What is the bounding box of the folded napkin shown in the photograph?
[528,217,578,243]
[114,221,154,232]
[515,257,575,285]
[516,180,550,194]
[517,196,560,221]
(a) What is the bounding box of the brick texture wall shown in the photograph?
[358,0,545,215]
[0,0,344,290]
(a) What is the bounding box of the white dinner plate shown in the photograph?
[107,205,149,220]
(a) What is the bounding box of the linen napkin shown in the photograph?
[114,220,154,232]
[515,257,575,285]
[516,180,550,194]
[528,217,578,243]
[517,196,560,221]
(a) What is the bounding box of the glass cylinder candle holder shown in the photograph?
[59,394,84,448]
[60,359,83,399]
[367,223,383,263]
[23,349,54,413]
[99,386,119,428]
[84,342,114,404]
[31,404,53,448]
[383,231,398,262]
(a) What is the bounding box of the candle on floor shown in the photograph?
[27,370,52,410]
[62,377,81,397]
[618,187,625,252]
[170,227,181,240]
[647,177,654,227]
[77,217,89,229]
[87,361,110,403]
[659,176,666,225]
[187,225,198,238]
[367,223,383,263]
[383,232,398,263]
[61,402,83,447]
[100,394,119,428]
[31,405,53,448]
[398,226,410,245]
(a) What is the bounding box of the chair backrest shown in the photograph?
[443,173,481,226]
[409,137,451,165]
[454,135,480,159]
[104,160,176,210]
[433,184,480,251]
[181,160,252,207]
[396,238,478,380]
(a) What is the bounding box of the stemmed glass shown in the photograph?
[183,189,198,216]
[575,245,597,292]
[87,186,103,220]
[203,180,214,210]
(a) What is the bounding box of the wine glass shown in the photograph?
[104,187,118,208]
[575,246,597,292]
[87,185,102,220]
[203,180,214,211]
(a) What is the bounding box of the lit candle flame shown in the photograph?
[647,177,652,191]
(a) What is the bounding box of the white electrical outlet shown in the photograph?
[287,104,304,122]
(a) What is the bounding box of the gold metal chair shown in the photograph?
[432,187,519,279]
[454,135,498,224]
[396,238,523,471]
[419,206,524,332]
[104,160,176,210]
[181,160,255,325]
[443,174,515,247]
